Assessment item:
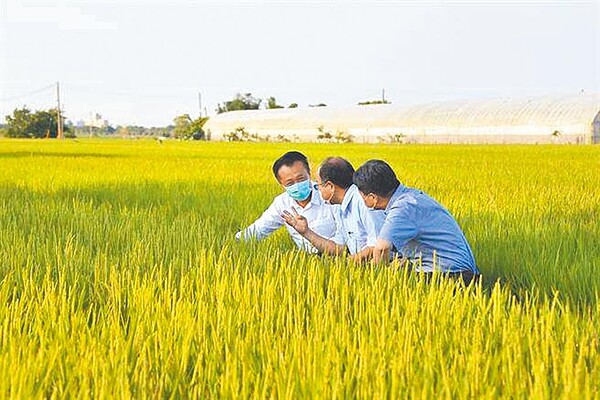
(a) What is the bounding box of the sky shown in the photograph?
[0,0,598,127]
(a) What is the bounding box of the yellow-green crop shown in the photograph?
[0,139,598,398]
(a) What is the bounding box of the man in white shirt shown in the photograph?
[281,157,385,260]
[235,151,338,253]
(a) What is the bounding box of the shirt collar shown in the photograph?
[385,185,407,212]
[340,184,358,212]
[311,183,320,199]
[305,182,322,208]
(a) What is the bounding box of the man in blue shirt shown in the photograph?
[282,157,385,260]
[353,159,480,283]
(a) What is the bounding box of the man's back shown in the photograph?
[380,186,478,273]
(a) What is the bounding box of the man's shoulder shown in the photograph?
[273,191,289,201]
[405,188,446,212]
[389,190,418,209]
[268,191,292,209]
[346,188,365,211]
[389,188,451,225]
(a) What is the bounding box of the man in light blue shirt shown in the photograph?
[282,157,385,260]
[236,151,338,253]
[353,159,479,283]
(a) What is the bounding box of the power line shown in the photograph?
[0,83,56,103]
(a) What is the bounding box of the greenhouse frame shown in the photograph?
[204,94,600,144]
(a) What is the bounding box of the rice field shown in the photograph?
[0,138,598,398]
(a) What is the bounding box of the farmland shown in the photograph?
[0,139,598,397]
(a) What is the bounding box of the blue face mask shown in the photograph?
[285,179,312,201]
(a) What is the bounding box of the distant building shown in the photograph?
[84,113,109,129]
[204,94,600,144]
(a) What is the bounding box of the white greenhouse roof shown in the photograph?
[204,94,600,144]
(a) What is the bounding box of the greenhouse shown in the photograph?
[204,94,600,144]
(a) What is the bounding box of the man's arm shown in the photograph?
[352,209,384,263]
[281,208,346,256]
[236,199,284,241]
[375,204,417,263]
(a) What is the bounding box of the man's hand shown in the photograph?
[283,208,346,256]
[282,207,309,235]
[372,239,392,264]
[352,246,373,263]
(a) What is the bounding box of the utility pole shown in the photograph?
[382,88,386,103]
[56,81,64,139]
[198,92,202,118]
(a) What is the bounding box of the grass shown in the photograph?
[0,138,598,397]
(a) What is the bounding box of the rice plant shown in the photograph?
[0,139,598,398]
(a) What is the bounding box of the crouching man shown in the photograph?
[353,159,480,284]
[235,151,338,253]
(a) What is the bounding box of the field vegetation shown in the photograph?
[0,139,598,397]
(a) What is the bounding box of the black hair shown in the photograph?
[353,159,400,197]
[318,157,355,189]
[272,151,310,180]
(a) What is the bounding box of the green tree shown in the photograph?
[116,126,130,137]
[73,124,116,138]
[316,125,332,141]
[190,116,209,140]
[267,97,283,109]
[172,114,209,139]
[358,99,390,105]
[216,93,262,114]
[112,125,173,138]
[5,107,72,138]
[334,130,354,143]
[288,103,298,108]
[172,114,193,139]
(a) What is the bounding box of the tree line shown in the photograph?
[0,107,208,140]
[216,93,299,113]
[1,93,387,139]
[1,108,74,138]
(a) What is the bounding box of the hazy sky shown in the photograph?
[1,0,598,127]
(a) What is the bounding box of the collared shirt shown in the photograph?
[379,186,478,273]
[332,185,385,255]
[236,184,338,253]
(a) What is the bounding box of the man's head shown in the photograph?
[272,151,312,201]
[353,160,400,209]
[316,157,355,204]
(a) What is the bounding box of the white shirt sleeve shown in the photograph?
[365,209,387,247]
[236,197,284,241]
[331,207,346,246]
[364,214,378,248]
